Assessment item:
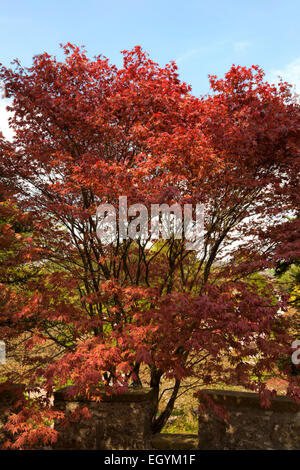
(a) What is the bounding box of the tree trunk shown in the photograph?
[150,365,181,434]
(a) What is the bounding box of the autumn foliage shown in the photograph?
[0,44,300,447]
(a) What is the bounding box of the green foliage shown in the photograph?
[276,263,300,311]
[162,408,198,434]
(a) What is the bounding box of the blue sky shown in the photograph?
[1,0,300,138]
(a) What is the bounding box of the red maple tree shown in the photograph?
[0,44,300,447]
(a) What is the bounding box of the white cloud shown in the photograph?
[0,97,14,141]
[175,49,203,64]
[175,40,230,65]
[233,41,251,53]
[270,57,300,94]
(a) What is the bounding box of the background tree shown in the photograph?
[0,45,300,446]
[275,216,300,314]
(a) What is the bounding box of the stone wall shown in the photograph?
[4,385,300,450]
[53,387,153,450]
[198,389,300,450]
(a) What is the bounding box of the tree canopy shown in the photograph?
[0,44,300,447]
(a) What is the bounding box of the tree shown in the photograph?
[275,215,300,314]
[0,44,300,447]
